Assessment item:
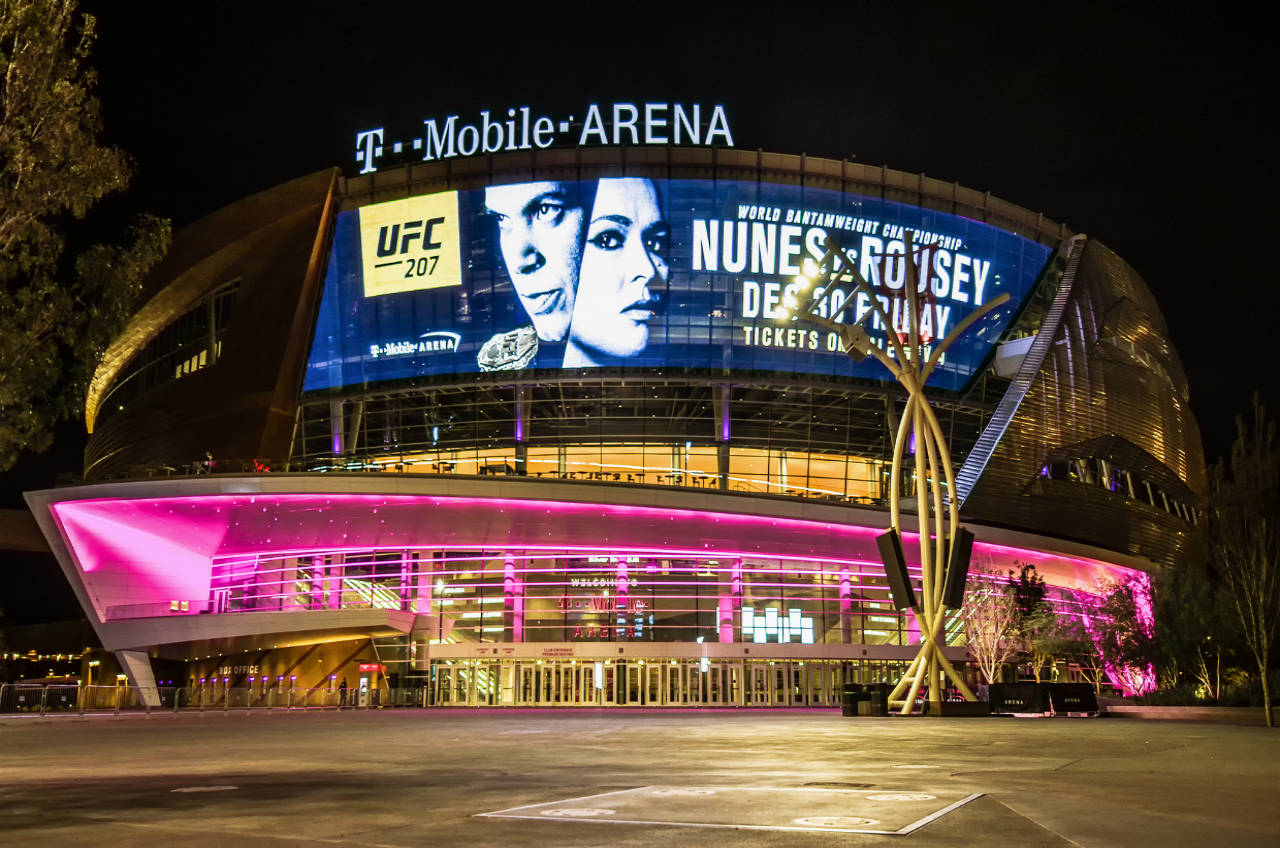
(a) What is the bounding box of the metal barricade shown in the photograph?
[0,682,428,716]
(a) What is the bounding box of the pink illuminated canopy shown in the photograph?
[45,490,1142,624]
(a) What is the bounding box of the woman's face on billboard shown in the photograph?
[565,179,669,364]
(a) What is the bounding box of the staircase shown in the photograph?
[954,234,1087,507]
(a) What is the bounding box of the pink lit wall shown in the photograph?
[51,500,227,621]
[43,491,1145,626]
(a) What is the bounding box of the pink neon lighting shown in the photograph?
[50,502,219,620]
[47,491,1140,630]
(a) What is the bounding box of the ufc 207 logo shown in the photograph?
[358,191,461,297]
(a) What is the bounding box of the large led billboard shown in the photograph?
[304,179,1054,392]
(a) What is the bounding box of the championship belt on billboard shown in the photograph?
[477,326,539,371]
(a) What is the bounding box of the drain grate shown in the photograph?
[801,781,874,789]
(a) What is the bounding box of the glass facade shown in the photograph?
[95,281,239,428]
[290,376,1001,503]
[206,547,1101,650]
[210,549,922,647]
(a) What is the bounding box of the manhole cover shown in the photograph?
[868,793,936,802]
[651,788,716,796]
[802,781,874,789]
[539,808,615,817]
[794,816,880,828]
[171,785,238,793]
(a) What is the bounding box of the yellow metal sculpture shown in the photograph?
[781,233,1009,714]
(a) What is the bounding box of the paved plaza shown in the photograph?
[2,708,1278,846]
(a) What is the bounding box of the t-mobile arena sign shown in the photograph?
[354,102,735,174]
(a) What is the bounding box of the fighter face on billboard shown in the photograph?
[484,182,587,343]
[564,178,669,367]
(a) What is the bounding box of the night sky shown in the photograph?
[4,3,1275,496]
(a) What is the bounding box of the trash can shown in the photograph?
[867,683,891,716]
[841,683,864,716]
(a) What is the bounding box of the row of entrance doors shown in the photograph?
[428,659,909,707]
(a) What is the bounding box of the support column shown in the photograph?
[115,650,161,708]
[309,555,325,610]
[718,559,742,643]
[344,399,364,457]
[615,558,629,641]
[839,566,853,644]
[715,384,731,490]
[399,552,413,611]
[504,553,525,642]
[326,556,343,609]
[514,384,529,475]
[282,558,304,610]
[329,399,344,455]
[414,553,432,615]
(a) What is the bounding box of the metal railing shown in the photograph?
[0,684,431,716]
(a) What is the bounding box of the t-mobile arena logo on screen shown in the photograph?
[354,103,734,174]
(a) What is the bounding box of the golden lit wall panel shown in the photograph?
[963,239,1206,566]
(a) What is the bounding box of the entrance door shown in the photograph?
[773,663,791,706]
[729,661,744,705]
[586,661,613,706]
[746,662,769,704]
[471,661,498,705]
[798,662,825,706]
[513,662,548,705]
[620,662,642,705]
[432,665,449,705]
[701,660,732,707]
[499,662,515,706]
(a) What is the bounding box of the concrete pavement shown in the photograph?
[2,708,1277,846]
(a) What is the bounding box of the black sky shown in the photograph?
[13,3,1280,492]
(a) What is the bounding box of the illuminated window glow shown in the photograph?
[741,606,815,644]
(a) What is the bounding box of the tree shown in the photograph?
[1154,561,1236,700]
[1064,614,1108,693]
[1009,562,1048,624]
[959,568,1021,685]
[1024,609,1079,683]
[1086,574,1157,697]
[1006,562,1048,676]
[1209,394,1280,727]
[0,0,169,470]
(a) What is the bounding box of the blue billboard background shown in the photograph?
[304,179,1054,393]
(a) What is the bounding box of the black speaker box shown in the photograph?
[942,527,975,609]
[876,530,917,610]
